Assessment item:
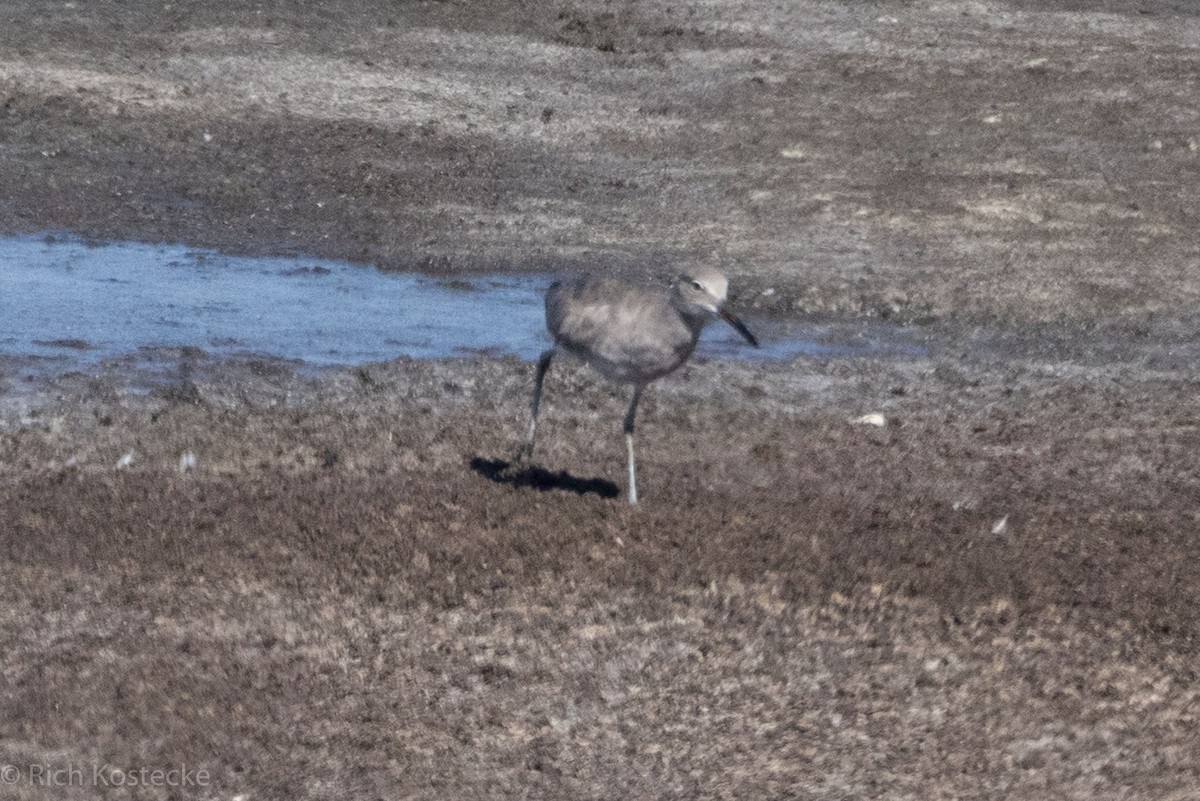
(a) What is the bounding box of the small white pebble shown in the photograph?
[179,451,197,473]
[116,451,135,470]
[992,516,1008,534]
[982,114,1002,124]
[1024,57,1048,69]
[780,147,806,159]
[65,455,79,468]
[202,131,213,143]
[853,413,887,427]
[761,287,776,297]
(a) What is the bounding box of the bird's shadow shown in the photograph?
[470,457,620,498]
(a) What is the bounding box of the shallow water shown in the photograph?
[0,235,923,373]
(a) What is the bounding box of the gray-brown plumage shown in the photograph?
[511,266,759,504]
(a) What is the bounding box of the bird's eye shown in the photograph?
[691,280,704,291]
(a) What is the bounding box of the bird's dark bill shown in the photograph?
[720,308,760,348]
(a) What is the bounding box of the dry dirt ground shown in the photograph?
[2,1,1200,799]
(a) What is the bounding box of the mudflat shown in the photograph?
[1,1,1198,798]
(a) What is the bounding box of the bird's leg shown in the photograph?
[623,384,645,505]
[512,348,555,467]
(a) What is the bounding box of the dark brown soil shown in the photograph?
[2,0,1199,320]
[3,348,1200,799]
[2,1,1200,799]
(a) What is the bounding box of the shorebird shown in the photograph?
[509,267,760,504]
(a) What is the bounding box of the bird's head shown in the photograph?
[674,267,759,348]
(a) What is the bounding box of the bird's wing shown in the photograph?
[547,276,643,347]
[546,276,689,377]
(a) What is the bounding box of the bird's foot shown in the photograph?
[498,447,531,478]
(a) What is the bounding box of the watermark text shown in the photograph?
[1,762,210,788]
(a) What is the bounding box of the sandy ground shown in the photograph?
[2,0,1200,799]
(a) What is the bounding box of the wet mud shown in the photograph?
[2,1,1200,798]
